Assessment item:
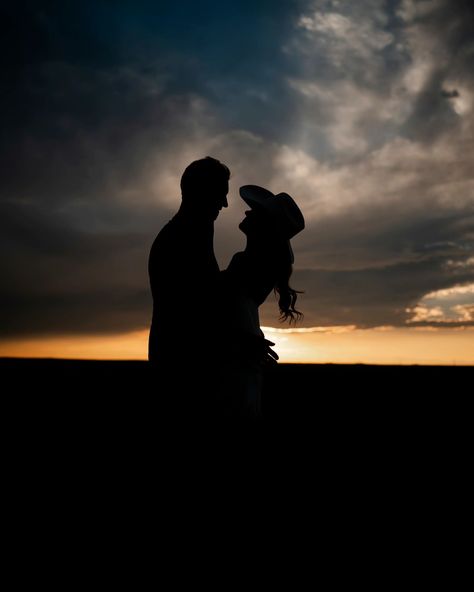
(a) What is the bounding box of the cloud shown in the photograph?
[253,0,474,329]
[297,8,394,63]
[263,324,357,334]
[406,282,474,324]
[1,0,474,339]
[258,257,474,329]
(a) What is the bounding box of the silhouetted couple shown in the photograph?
[148,156,305,423]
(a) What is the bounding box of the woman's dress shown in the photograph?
[215,252,266,420]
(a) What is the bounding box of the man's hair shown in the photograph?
[180,156,230,199]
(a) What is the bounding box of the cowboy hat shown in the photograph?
[239,185,305,263]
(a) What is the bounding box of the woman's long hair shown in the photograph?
[245,215,304,324]
[274,261,303,325]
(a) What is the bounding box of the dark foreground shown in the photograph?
[3,357,472,491]
[2,357,472,434]
[2,357,472,565]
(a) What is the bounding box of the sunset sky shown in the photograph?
[1,0,473,364]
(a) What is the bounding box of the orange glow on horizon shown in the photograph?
[0,326,473,365]
[263,325,474,365]
[0,330,150,361]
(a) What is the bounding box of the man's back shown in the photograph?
[148,211,219,367]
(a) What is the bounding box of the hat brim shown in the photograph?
[239,185,275,208]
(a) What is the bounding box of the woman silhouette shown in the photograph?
[215,185,305,420]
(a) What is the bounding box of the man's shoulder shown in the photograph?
[150,217,180,250]
[149,215,194,271]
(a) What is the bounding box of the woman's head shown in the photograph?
[239,206,275,240]
[239,185,305,247]
[238,185,305,324]
[239,207,303,325]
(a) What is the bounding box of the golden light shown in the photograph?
[1,325,473,365]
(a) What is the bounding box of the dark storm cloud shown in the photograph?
[258,201,474,327]
[1,0,307,190]
[401,71,460,142]
[286,0,474,155]
[0,198,157,336]
[298,202,474,272]
[290,256,474,328]
[1,1,305,156]
[421,0,474,53]
[0,0,305,337]
[1,0,473,338]
[398,0,474,142]
[261,0,474,328]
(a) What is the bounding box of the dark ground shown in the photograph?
[2,357,472,439]
[2,358,472,566]
[3,357,472,498]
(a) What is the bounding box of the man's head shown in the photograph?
[180,156,230,220]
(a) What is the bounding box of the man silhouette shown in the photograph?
[148,157,230,406]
